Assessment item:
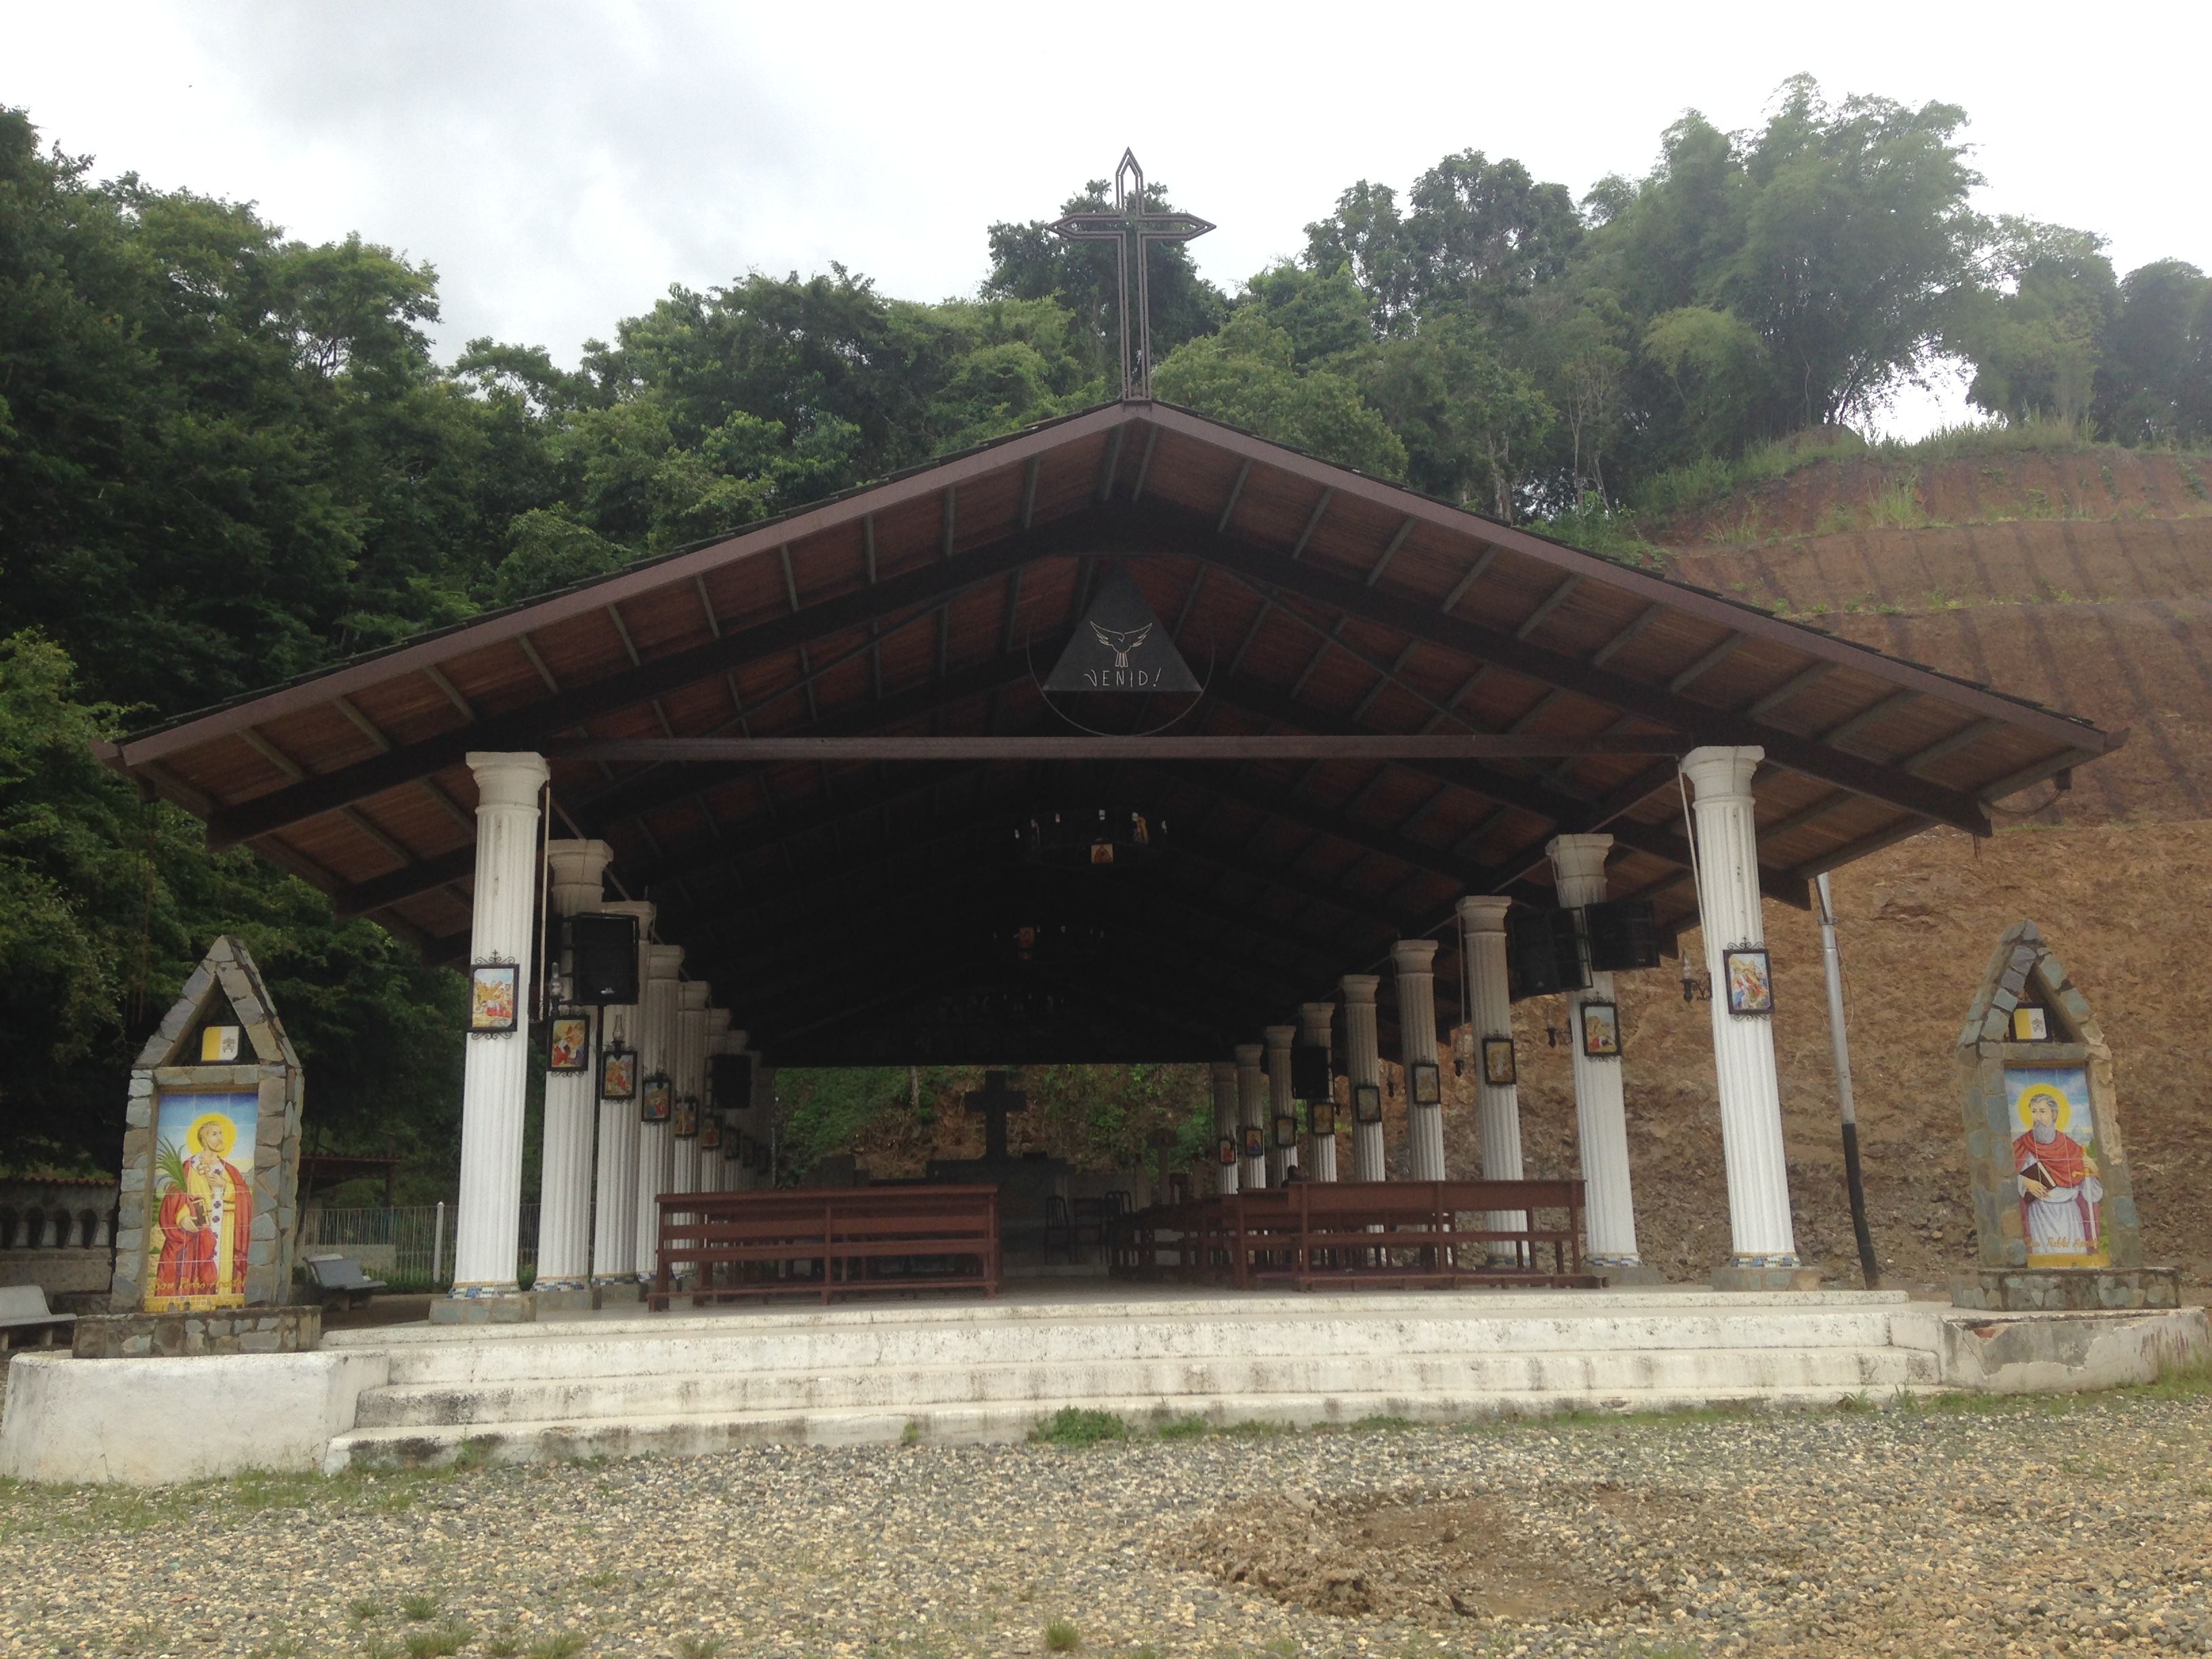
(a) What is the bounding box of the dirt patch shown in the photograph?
[1170,1483,1736,1624]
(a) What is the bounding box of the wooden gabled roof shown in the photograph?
[104,401,2121,1063]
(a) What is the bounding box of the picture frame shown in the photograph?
[547,1015,590,1073]
[1481,1036,1517,1088]
[1240,1125,1265,1160]
[1273,1112,1298,1148]
[672,1094,699,1139]
[1722,946,1776,1017]
[1410,1060,1441,1106]
[723,1128,743,1160]
[1216,1135,1237,1166]
[2013,1004,2050,1042]
[598,1040,637,1101]
[1309,1099,1336,1137]
[469,962,520,1033]
[1580,1000,1622,1059]
[699,1113,722,1150]
[640,1072,673,1124]
[198,1025,241,1063]
[1352,1082,1383,1124]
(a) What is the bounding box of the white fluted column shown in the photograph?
[1210,1061,1240,1195]
[1549,833,1642,1267]
[1342,975,1385,1182]
[672,982,710,1204]
[447,752,549,1313]
[1683,745,1801,1267]
[1263,1025,1298,1183]
[535,838,611,1305]
[1457,896,1526,1262]
[632,943,684,1283]
[701,1009,733,1193]
[1234,1043,1267,1191]
[1392,940,1446,1181]
[1300,1002,1338,1181]
[588,899,653,1299]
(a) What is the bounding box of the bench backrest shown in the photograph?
[0,1285,56,1319]
[308,1257,375,1290]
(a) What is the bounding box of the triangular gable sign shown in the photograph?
[1044,569,1201,694]
[1955,919,2104,1054]
[135,934,300,1070]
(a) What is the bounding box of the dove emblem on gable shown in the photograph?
[1090,621,1151,669]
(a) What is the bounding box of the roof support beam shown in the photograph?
[557,733,1685,764]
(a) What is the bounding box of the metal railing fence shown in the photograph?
[298,1203,540,1292]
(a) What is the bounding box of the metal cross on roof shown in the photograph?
[1050,149,1214,402]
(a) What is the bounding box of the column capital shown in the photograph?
[1210,1060,1238,1083]
[680,981,711,1012]
[1681,745,1764,802]
[647,943,685,981]
[1389,937,1437,974]
[705,1008,733,1039]
[1233,1042,1264,1066]
[545,838,614,896]
[1299,1002,1334,1044]
[1340,973,1380,1004]
[600,898,657,931]
[1455,895,1512,933]
[466,751,550,808]
[722,1029,749,1052]
[1263,1024,1297,1049]
[1544,832,1614,886]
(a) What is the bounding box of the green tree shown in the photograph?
[2093,260,2212,445]
[1152,312,1406,478]
[1361,313,1553,518]
[1952,220,2118,426]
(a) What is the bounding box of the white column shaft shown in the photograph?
[589,900,653,1288]
[1234,1044,1267,1191]
[1549,834,1641,1265]
[535,839,611,1292]
[1210,1062,1239,1195]
[1458,897,1526,1259]
[1393,941,1446,1181]
[451,752,549,1298]
[1684,745,1800,1265]
[672,984,709,1202]
[1342,976,1385,1181]
[1263,1025,1298,1184]
[1300,1002,1338,1181]
[633,945,684,1280]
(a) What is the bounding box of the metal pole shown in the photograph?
[1816,874,1881,1288]
[431,1199,446,1288]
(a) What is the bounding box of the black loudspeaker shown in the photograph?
[1509,907,1588,1000]
[1584,899,1660,972]
[567,912,640,1006]
[711,1051,754,1115]
[1290,1044,1331,1102]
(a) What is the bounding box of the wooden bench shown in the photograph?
[304,1254,388,1310]
[0,1285,77,1351]
[652,1186,1000,1309]
[1111,1180,1593,1290]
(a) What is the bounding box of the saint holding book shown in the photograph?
[2011,1081,2103,1265]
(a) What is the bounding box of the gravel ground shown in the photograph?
[1,1380,2207,1659]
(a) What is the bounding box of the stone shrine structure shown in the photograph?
[83,935,312,1356]
[1951,920,2179,1311]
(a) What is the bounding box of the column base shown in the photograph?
[1591,1260,1668,1286]
[1951,1266,2181,1312]
[1711,1264,1823,1293]
[430,1290,537,1325]
[531,1280,594,1313]
[591,1278,643,1307]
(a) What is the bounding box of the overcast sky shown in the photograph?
[9,2,2207,437]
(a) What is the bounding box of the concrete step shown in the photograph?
[352,1344,1933,1429]
[327,1378,1945,1472]
[361,1307,1914,1387]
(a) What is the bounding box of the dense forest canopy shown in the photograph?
[1,79,2207,1179]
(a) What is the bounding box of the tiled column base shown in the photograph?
[1711,1265,1822,1292]
[592,1277,643,1307]
[429,1290,537,1325]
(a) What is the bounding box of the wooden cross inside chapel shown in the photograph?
[964,1069,1028,1164]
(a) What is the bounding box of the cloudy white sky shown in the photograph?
[8,2,2206,436]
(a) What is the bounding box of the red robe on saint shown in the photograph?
[153,1155,253,1298]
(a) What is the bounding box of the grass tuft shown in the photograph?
[523,1636,586,1659]
[398,1595,439,1622]
[402,1628,470,1659]
[1043,1618,1081,1651]
[676,1638,725,1658]
[1030,1408,1128,1448]
[1153,1414,1212,1441]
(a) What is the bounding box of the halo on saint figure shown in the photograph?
[2013,1082,2073,1135]
[186,1113,237,1156]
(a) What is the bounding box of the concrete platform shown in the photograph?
[3,1282,2203,1484]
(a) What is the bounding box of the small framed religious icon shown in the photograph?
[1352,1082,1383,1124]
[548,1015,590,1073]
[598,1039,636,1101]
[699,1113,722,1151]
[469,962,520,1033]
[1722,947,1776,1017]
[723,1127,743,1160]
[672,1095,699,1139]
[1273,1112,1298,1148]
[1216,1134,1237,1166]
[2012,1004,2050,1042]
[1481,1036,1517,1088]
[1580,1000,1623,1059]
[1240,1124,1265,1160]
[1410,1061,1442,1106]
[1309,1098,1336,1137]
[640,1071,673,1124]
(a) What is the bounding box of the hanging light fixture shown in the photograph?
[1020,808,1166,868]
